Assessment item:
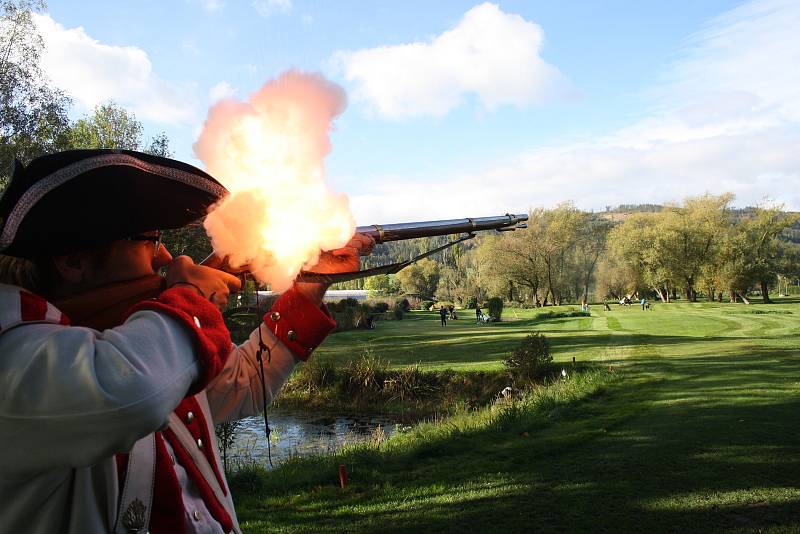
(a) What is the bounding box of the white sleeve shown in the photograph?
[204,323,299,425]
[0,310,200,476]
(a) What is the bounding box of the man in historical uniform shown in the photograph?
[0,149,372,533]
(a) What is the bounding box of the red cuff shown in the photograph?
[125,287,232,393]
[263,286,336,361]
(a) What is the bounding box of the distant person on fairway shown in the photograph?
[439,305,448,326]
[475,304,482,324]
[641,297,646,310]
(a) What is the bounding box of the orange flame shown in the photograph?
[194,71,355,290]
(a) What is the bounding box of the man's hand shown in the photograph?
[294,233,376,305]
[166,255,242,310]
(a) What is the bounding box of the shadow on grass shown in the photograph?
[236,349,800,533]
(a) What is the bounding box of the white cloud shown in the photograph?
[252,0,292,18]
[656,0,800,123]
[333,2,573,120]
[348,0,800,222]
[34,14,197,124]
[209,80,236,102]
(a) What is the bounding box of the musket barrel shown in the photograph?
[355,213,528,243]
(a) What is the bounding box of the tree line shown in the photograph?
[355,197,800,306]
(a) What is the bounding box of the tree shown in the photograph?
[737,206,800,303]
[776,241,800,294]
[713,227,754,303]
[68,101,144,150]
[481,231,544,304]
[145,131,172,157]
[536,203,583,305]
[435,265,461,302]
[574,216,611,304]
[594,256,639,301]
[364,273,400,295]
[608,212,670,301]
[0,0,71,186]
[395,258,439,298]
[161,221,212,262]
[653,194,733,301]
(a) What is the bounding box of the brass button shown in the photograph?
[186,411,194,424]
[287,330,297,341]
[270,311,280,322]
[193,316,201,328]
[197,438,203,449]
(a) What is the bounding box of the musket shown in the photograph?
[353,213,528,244]
[295,213,529,283]
[56,213,527,329]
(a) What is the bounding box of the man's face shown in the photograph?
[89,231,173,287]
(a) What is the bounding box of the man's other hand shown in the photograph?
[166,256,242,310]
[294,233,376,305]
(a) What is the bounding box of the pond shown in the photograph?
[226,410,413,467]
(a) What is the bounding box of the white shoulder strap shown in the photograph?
[114,433,156,534]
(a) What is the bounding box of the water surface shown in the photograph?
[228,410,408,467]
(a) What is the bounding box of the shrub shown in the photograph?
[226,462,268,494]
[392,301,405,320]
[464,296,478,309]
[487,297,504,321]
[328,298,358,313]
[291,357,337,393]
[354,303,375,328]
[395,298,411,312]
[419,300,435,311]
[331,308,355,331]
[384,364,436,402]
[370,301,390,313]
[215,420,244,472]
[343,348,388,398]
[504,332,552,383]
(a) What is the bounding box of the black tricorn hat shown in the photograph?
[0,149,228,258]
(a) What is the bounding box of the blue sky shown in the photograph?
[38,0,800,223]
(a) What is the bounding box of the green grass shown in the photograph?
[313,306,600,370]
[235,297,800,533]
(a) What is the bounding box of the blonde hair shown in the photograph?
[0,255,49,295]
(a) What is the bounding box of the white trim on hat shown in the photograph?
[0,153,227,252]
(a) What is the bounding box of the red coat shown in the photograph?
[0,284,335,533]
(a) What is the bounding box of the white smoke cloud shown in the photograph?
[348,0,800,222]
[196,71,354,291]
[34,13,197,124]
[333,3,574,120]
